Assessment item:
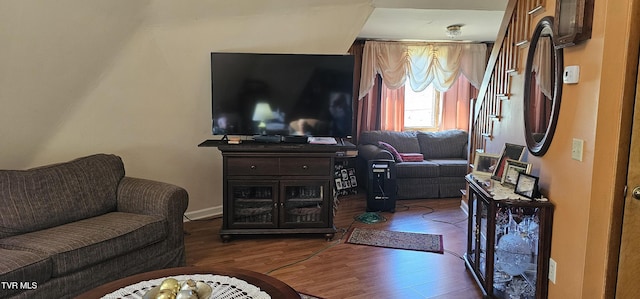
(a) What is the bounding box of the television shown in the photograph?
[211,52,355,138]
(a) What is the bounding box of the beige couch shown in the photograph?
[0,154,188,299]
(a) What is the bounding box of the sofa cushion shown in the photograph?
[0,154,125,238]
[396,178,440,199]
[395,161,439,178]
[0,212,166,277]
[0,248,51,298]
[378,141,403,162]
[417,130,468,159]
[430,159,468,177]
[359,131,421,153]
[438,177,467,198]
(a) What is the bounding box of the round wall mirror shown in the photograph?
[523,16,564,156]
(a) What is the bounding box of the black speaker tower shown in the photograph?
[366,159,397,212]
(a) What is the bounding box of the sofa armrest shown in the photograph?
[116,177,188,251]
[357,144,393,161]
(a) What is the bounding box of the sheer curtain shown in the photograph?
[355,40,485,138]
[359,41,486,99]
[360,42,408,96]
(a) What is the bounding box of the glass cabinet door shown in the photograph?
[227,181,278,228]
[479,198,489,282]
[467,190,489,289]
[468,193,478,268]
[492,204,540,299]
[280,180,328,228]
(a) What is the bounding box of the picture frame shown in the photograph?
[492,143,526,181]
[554,0,594,48]
[335,178,344,190]
[514,172,539,199]
[349,176,358,187]
[473,153,500,176]
[501,159,532,187]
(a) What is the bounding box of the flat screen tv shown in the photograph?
[211,52,355,138]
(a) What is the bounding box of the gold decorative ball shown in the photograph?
[155,289,177,299]
[159,278,180,293]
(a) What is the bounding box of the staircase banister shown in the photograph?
[473,0,519,120]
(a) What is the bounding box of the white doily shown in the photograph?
[470,174,547,201]
[101,274,271,299]
[489,182,532,201]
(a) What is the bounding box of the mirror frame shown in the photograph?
[523,16,564,156]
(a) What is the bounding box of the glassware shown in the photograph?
[506,276,529,299]
[496,211,532,276]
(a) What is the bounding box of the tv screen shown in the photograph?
[211,52,354,138]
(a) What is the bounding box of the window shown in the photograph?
[403,84,441,131]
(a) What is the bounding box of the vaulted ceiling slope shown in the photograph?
[0,0,373,167]
[0,0,505,169]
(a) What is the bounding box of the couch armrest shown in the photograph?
[357,144,393,161]
[116,177,188,251]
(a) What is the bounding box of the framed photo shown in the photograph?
[335,178,344,190]
[514,173,539,199]
[492,143,526,181]
[349,176,358,187]
[501,159,532,187]
[473,153,500,176]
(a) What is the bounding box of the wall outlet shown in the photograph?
[549,258,557,284]
[572,138,584,161]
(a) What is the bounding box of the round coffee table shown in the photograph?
[75,266,300,298]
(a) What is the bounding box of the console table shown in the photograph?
[465,174,554,298]
[199,139,356,241]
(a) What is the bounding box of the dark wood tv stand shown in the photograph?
[198,139,356,241]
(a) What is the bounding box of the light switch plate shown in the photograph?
[572,138,584,161]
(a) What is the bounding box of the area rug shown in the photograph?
[346,228,444,254]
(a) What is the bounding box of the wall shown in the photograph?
[0,0,373,215]
[487,0,636,297]
[5,0,635,296]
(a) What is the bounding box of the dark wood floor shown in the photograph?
[183,193,483,299]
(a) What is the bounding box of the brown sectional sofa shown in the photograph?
[357,130,469,199]
[0,154,188,299]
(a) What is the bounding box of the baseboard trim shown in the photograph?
[186,200,470,221]
[183,205,223,222]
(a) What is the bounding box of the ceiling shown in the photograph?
[358,0,508,42]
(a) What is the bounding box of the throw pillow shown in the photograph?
[378,141,403,162]
[399,153,424,162]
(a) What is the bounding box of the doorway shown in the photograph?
[615,58,640,298]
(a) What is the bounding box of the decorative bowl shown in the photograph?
[142,280,212,299]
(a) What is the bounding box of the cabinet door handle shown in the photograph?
[250,165,256,169]
[302,165,308,170]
